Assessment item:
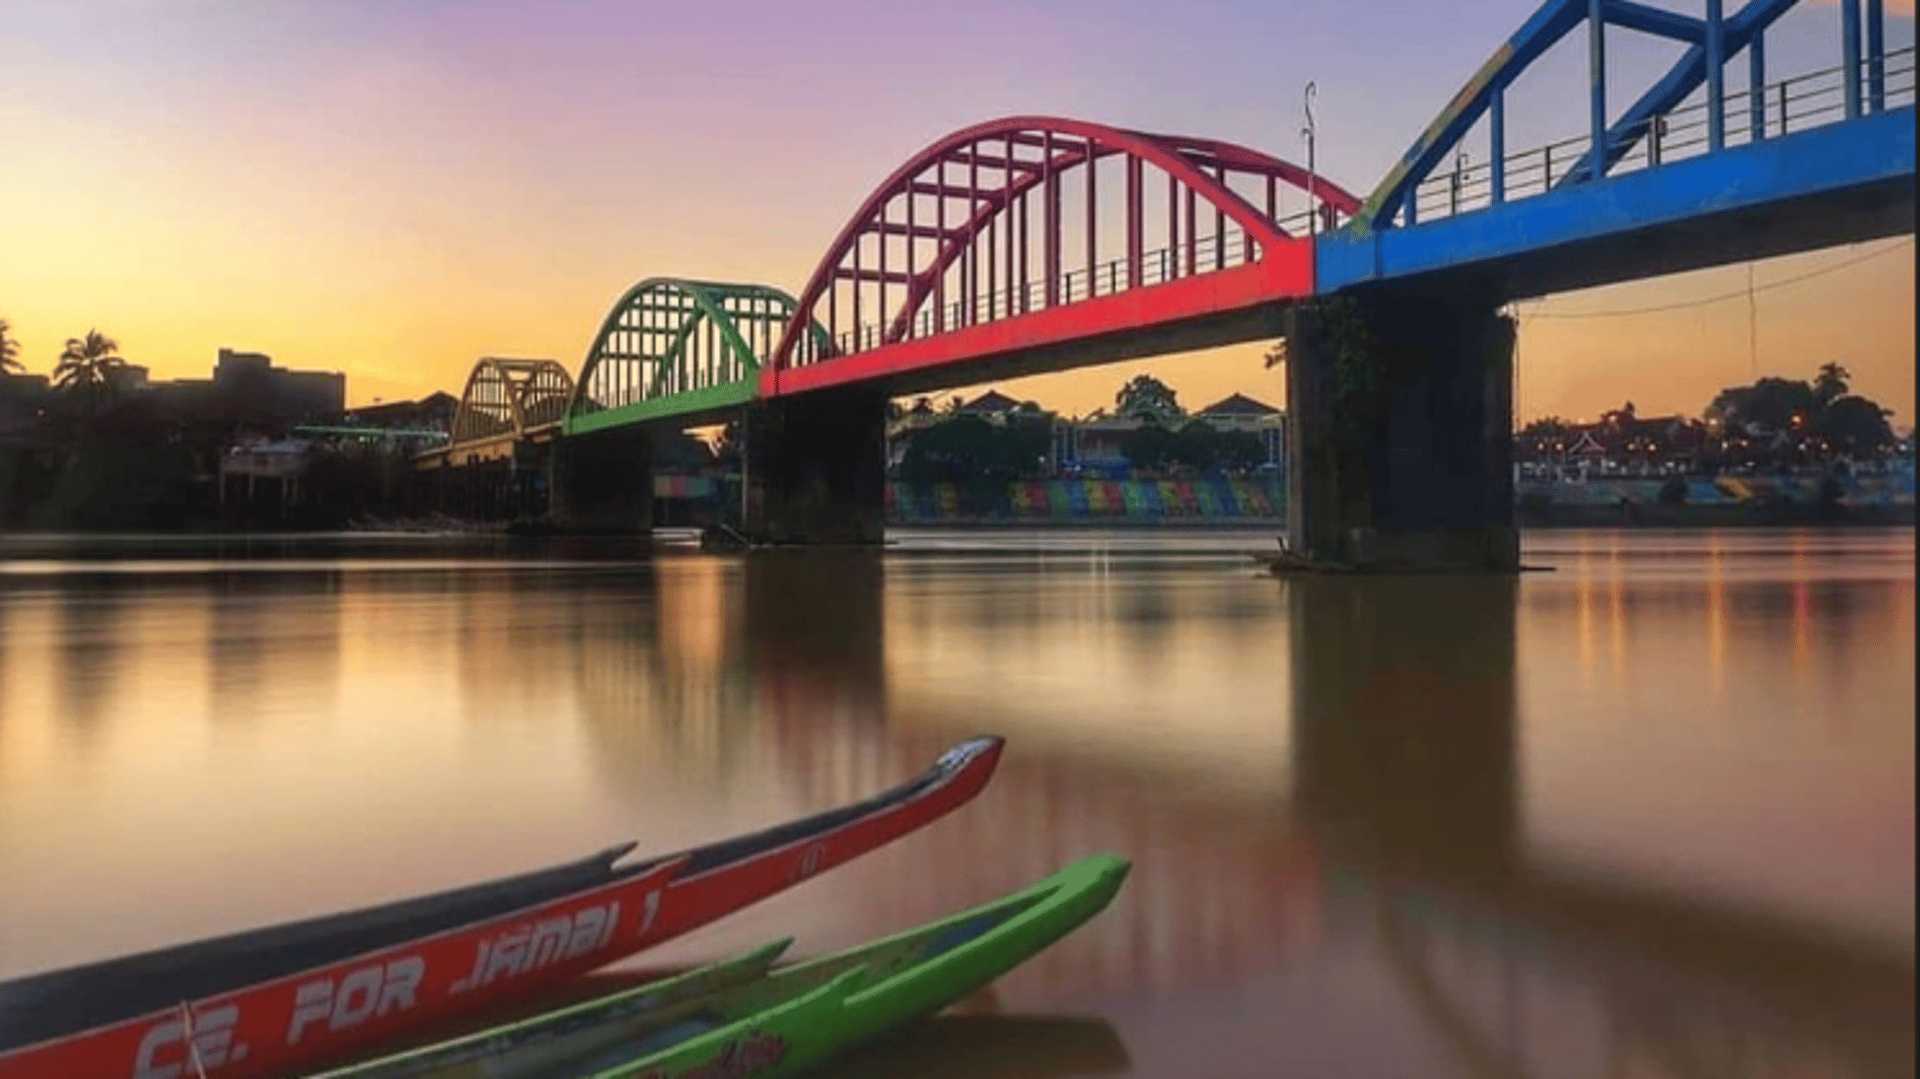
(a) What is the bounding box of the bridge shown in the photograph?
[419,0,1913,559]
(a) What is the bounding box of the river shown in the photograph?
[0,527,1912,1078]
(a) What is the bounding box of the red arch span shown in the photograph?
[768,116,1361,383]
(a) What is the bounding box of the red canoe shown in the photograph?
[0,736,1004,1079]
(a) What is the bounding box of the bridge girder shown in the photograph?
[447,356,575,448]
[770,116,1362,381]
[1357,0,1841,232]
[565,278,826,433]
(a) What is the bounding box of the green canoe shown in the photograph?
[308,854,1130,1079]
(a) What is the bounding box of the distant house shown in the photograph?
[1195,393,1280,423]
[1528,413,1709,471]
[1065,392,1286,473]
[957,389,1024,418]
[1194,393,1285,466]
[1563,429,1607,464]
[342,391,459,433]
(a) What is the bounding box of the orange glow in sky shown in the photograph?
[0,0,1911,425]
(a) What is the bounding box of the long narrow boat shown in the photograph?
[0,736,1004,1079]
[305,855,1130,1079]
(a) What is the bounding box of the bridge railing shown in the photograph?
[1405,45,1916,225]
[821,204,1344,357]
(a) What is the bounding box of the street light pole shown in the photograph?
[1302,81,1318,236]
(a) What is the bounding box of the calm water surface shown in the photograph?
[0,527,1913,1078]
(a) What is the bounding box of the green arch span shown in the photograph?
[564,278,829,435]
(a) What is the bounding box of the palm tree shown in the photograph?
[0,318,22,374]
[53,329,127,404]
[1813,362,1851,406]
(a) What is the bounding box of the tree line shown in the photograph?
[1,319,136,406]
[1520,362,1901,461]
[1,318,358,529]
[891,373,1271,489]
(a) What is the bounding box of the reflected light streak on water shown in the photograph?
[0,527,1912,1078]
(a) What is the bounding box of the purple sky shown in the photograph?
[1,0,1912,422]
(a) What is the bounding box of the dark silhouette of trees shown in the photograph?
[898,414,1051,487]
[1813,362,1851,406]
[1600,400,1638,427]
[1118,421,1183,472]
[1703,365,1895,455]
[897,411,1053,514]
[1815,394,1896,453]
[1193,421,1269,472]
[1120,419,1268,475]
[53,330,127,408]
[0,318,22,374]
[1705,377,1817,432]
[1115,374,1183,422]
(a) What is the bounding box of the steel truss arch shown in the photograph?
[770,116,1362,377]
[449,357,575,447]
[1357,0,1802,232]
[565,278,827,431]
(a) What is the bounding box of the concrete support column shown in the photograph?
[743,387,888,545]
[1285,303,1346,563]
[1285,286,1518,572]
[550,426,654,534]
[1370,290,1518,570]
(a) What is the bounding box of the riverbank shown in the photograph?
[6,480,1912,537]
[880,509,1916,529]
[1515,502,1915,528]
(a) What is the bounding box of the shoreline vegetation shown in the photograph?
[4,436,1911,537]
[4,340,1913,539]
[2,505,1911,540]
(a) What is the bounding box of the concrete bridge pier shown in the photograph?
[550,426,653,533]
[741,387,888,545]
[1286,285,1518,572]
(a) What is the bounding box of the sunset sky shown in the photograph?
[1,0,1913,426]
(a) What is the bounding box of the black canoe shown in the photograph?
[0,735,1004,1079]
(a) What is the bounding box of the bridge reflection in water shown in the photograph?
[1289,574,1913,1079]
[0,533,1906,1077]
[555,552,1910,1078]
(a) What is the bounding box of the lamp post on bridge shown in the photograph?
[1303,81,1318,237]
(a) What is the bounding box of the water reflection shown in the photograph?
[747,550,888,752]
[208,571,344,727]
[0,530,1910,1078]
[55,581,128,736]
[1338,859,1915,1079]
[1287,575,1521,880]
[828,1015,1132,1078]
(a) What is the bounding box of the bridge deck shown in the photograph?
[1318,105,1916,299]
